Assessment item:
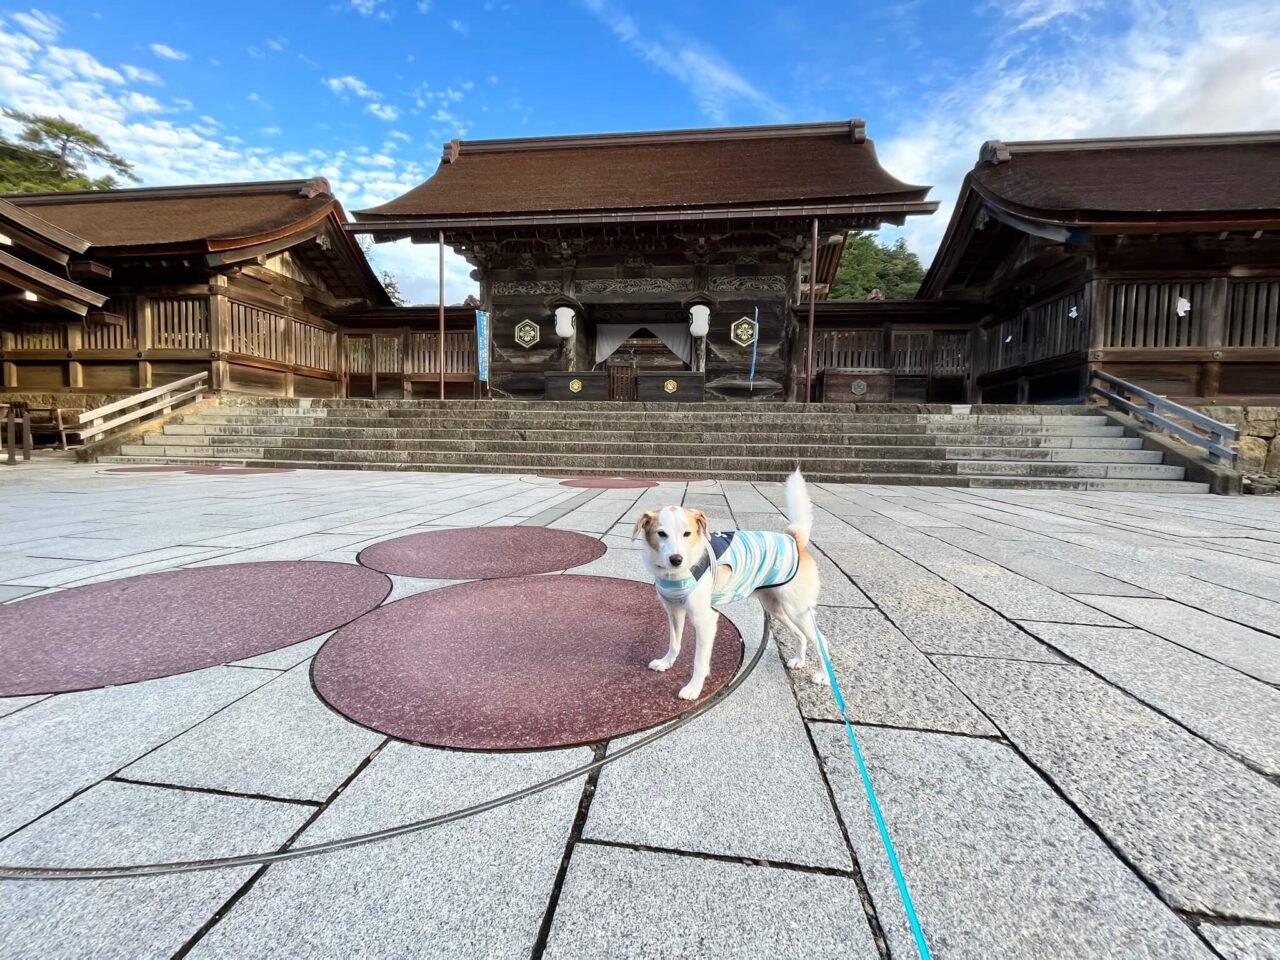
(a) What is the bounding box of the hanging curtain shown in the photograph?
[594,323,693,365]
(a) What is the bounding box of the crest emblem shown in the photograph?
[568,378,583,394]
[730,316,756,348]
[663,379,678,394]
[515,319,540,348]
[851,379,868,396]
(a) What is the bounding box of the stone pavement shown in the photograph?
[1,462,1279,959]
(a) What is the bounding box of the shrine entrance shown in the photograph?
[602,333,685,401]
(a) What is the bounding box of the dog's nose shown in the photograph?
[669,554,684,567]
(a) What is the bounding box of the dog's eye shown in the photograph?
[657,531,667,539]
[683,531,692,538]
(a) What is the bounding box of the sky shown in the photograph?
[2,0,1279,303]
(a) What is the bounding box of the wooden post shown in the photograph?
[438,231,446,401]
[66,323,83,389]
[208,283,230,392]
[806,216,818,404]
[1202,276,1228,399]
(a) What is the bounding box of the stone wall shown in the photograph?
[1193,405,1280,492]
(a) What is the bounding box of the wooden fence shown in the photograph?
[1227,280,1280,348]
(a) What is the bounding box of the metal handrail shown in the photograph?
[74,372,209,442]
[1090,369,1237,466]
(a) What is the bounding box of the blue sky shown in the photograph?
[2,0,1279,302]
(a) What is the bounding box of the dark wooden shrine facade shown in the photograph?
[920,131,1280,404]
[0,179,390,398]
[353,120,936,401]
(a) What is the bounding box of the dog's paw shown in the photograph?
[785,656,807,670]
[810,670,830,686]
[677,682,703,700]
[648,658,672,672]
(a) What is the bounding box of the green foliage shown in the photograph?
[380,269,407,306]
[0,110,137,193]
[829,232,925,300]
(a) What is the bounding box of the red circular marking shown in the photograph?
[102,466,191,474]
[184,467,295,475]
[358,526,606,580]
[0,562,391,696]
[559,477,657,489]
[312,576,742,750]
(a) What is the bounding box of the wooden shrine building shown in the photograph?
[352,119,938,401]
[0,178,389,398]
[920,130,1280,404]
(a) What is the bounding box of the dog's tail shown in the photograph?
[784,468,813,551]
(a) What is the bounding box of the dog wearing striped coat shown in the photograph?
[633,469,826,699]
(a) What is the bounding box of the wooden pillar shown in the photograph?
[1201,276,1228,399]
[438,231,446,401]
[209,281,230,392]
[805,216,818,404]
[2,360,16,389]
[66,322,84,389]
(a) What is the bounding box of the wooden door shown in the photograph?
[608,364,637,401]
[345,335,373,398]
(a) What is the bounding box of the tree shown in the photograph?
[0,110,137,192]
[828,232,925,300]
[380,269,407,306]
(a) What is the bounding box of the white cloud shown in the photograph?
[879,0,1280,261]
[41,45,123,84]
[12,9,61,42]
[388,129,411,141]
[267,38,286,52]
[122,63,161,84]
[349,0,390,19]
[581,0,784,123]
[323,74,377,99]
[150,42,188,61]
[994,0,1107,30]
[417,0,431,11]
[122,91,166,113]
[366,102,400,121]
[260,125,282,135]
[449,19,468,34]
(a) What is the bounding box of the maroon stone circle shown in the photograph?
[358,526,606,580]
[0,561,391,696]
[312,575,742,750]
[102,465,191,474]
[184,467,295,475]
[559,477,657,489]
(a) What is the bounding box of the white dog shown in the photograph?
[633,469,825,699]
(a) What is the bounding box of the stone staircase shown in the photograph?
[97,397,1211,492]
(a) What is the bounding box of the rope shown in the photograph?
[811,611,933,960]
[0,622,772,882]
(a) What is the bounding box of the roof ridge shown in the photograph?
[441,119,868,161]
[6,177,332,206]
[982,129,1280,163]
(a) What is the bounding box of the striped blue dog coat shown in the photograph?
[655,530,799,607]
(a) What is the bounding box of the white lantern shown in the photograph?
[554,305,576,338]
[688,303,711,338]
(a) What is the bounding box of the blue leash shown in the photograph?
[811,612,933,960]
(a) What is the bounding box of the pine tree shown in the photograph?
[0,110,137,192]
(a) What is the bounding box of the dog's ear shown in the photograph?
[691,509,709,539]
[632,510,659,542]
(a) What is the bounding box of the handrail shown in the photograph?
[74,372,208,442]
[1090,369,1237,466]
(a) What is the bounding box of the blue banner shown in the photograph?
[475,310,490,382]
[748,306,760,385]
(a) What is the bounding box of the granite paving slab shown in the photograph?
[1200,923,1280,960]
[940,657,1280,920]
[542,843,879,960]
[584,603,851,870]
[857,577,1063,661]
[808,546,874,607]
[778,607,996,736]
[0,695,47,719]
[1073,595,1280,684]
[230,631,333,671]
[0,780,311,960]
[189,742,588,960]
[122,664,383,802]
[933,567,1124,624]
[1017,622,1280,774]
[0,584,37,603]
[0,666,269,839]
[811,725,1210,959]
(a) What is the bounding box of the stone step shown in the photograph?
[118,442,1181,480]
[159,422,1147,450]
[94,454,1211,493]
[144,432,1165,465]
